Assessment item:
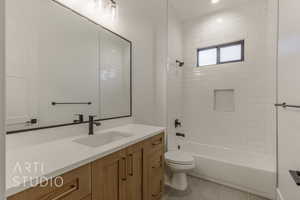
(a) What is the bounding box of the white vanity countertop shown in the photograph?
[6,124,165,197]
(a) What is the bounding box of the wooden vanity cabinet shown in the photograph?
[91,150,127,200]
[125,142,143,200]
[82,195,92,200]
[8,164,92,200]
[144,149,164,200]
[143,134,165,200]
[91,142,144,200]
[8,132,165,200]
[91,133,164,200]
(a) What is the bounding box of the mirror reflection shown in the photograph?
[6,0,131,132]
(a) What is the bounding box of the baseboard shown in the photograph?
[276,188,284,200]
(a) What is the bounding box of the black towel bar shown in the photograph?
[275,102,300,109]
[52,102,92,106]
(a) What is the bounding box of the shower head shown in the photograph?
[176,60,184,67]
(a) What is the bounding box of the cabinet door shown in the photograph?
[92,150,127,200]
[125,143,143,200]
[143,133,165,200]
[82,195,92,200]
[148,149,164,200]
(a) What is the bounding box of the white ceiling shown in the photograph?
[169,0,253,21]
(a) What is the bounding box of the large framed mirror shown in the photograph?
[6,0,132,133]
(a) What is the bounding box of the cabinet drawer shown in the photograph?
[8,164,91,200]
[144,133,164,152]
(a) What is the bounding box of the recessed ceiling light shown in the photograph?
[211,0,220,4]
[217,18,223,23]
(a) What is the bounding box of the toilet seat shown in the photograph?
[165,151,194,165]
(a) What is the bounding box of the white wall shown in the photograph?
[0,0,5,198]
[153,1,168,127]
[169,0,277,157]
[277,0,300,199]
[167,6,184,149]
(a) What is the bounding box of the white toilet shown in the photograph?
[165,151,195,191]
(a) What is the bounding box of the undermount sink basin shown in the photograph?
[73,131,132,148]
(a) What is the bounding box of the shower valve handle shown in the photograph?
[175,119,182,128]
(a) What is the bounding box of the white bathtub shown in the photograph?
[179,141,276,199]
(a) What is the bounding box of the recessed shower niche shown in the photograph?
[213,89,235,112]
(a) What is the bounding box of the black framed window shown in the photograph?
[197,40,244,67]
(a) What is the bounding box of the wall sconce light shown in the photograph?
[110,0,117,19]
[110,0,117,5]
[94,0,117,19]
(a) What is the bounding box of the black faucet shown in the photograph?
[74,114,84,123]
[88,115,101,135]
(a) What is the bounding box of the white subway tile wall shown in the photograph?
[171,0,277,156]
[167,1,277,197]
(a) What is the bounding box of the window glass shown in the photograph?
[220,44,242,63]
[198,48,217,66]
[197,40,244,67]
